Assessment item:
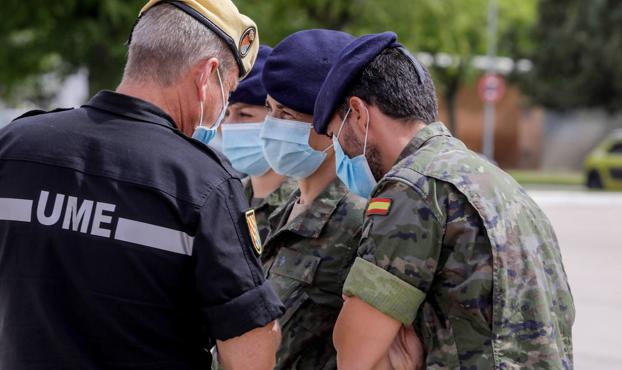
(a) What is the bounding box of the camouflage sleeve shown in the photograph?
[343,179,444,325]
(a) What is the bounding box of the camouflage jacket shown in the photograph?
[263,178,366,370]
[343,122,574,369]
[242,177,297,249]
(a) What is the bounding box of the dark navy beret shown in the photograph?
[313,32,426,134]
[262,29,355,115]
[229,45,272,106]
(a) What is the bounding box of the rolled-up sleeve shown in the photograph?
[343,257,426,325]
[193,178,284,340]
[343,180,443,325]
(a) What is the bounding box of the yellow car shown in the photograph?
[584,130,622,190]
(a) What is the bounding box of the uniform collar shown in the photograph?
[244,177,297,211]
[396,122,452,162]
[83,90,179,130]
[267,178,348,240]
[243,177,255,202]
[263,179,297,210]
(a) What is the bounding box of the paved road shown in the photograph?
[529,190,622,369]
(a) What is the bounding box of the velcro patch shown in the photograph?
[366,198,392,216]
[245,209,263,256]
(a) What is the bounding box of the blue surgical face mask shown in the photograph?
[208,131,223,152]
[192,68,228,145]
[260,116,332,179]
[333,107,377,198]
[222,122,271,176]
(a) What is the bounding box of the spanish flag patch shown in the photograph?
[366,198,393,216]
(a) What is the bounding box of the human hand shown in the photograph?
[387,325,424,370]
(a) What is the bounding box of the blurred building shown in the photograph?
[438,81,622,171]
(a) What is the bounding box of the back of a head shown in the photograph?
[123,0,258,86]
[124,3,237,86]
[262,29,355,115]
[348,48,438,124]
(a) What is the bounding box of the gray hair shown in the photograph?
[123,4,236,86]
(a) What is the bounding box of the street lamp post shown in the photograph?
[482,0,498,161]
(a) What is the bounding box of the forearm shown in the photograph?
[334,296,402,370]
[217,320,281,370]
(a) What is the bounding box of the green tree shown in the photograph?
[236,0,537,132]
[0,0,143,105]
[0,0,536,124]
[524,0,622,111]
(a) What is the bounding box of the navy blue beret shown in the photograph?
[313,32,426,134]
[229,45,272,106]
[262,29,355,115]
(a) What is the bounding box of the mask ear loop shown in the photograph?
[362,105,370,156]
[324,107,352,154]
[199,100,204,128]
[321,132,335,153]
[336,107,352,139]
[210,67,227,130]
[198,72,206,128]
[322,142,335,153]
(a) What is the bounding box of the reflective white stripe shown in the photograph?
[0,198,33,222]
[114,218,194,255]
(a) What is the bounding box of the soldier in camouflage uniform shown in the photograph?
[257,29,370,369]
[220,45,296,244]
[262,178,366,369]
[313,32,575,370]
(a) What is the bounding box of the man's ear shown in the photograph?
[348,96,370,136]
[194,58,219,102]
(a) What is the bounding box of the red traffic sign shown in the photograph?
[478,74,506,104]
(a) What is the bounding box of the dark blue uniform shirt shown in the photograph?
[0,91,284,370]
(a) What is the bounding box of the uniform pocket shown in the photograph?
[270,248,321,285]
[268,248,322,326]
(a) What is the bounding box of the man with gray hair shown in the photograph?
[0,1,284,369]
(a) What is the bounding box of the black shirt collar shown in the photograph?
[83,90,178,130]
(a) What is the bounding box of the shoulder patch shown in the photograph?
[11,107,74,122]
[245,209,263,256]
[366,198,392,216]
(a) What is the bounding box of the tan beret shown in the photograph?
[139,0,259,78]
